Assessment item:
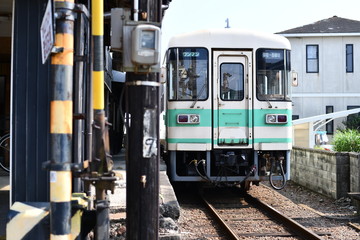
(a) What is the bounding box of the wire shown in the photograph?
[194,159,211,182]
[269,159,287,190]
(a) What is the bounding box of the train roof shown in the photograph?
[167,28,291,50]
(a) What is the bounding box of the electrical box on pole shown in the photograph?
[110,8,161,73]
[131,24,161,66]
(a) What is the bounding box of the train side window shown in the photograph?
[256,49,291,101]
[220,63,244,101]
[167,48,208,101]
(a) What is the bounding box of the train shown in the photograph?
[163,29,297,190]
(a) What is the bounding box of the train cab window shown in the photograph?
[256,49,291,101]
[167,48,208,101]
[220,63,244,100]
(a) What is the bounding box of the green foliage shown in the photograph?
[341,115,360,131]
[332,129,360,152]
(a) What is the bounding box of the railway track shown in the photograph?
[201,188,328,240]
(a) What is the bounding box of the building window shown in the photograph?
[346,44,353,73]
[347,106,360,122]
[306,45,319,73]
[326,106,334,134]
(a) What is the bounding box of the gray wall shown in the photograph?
[291,147,350,199]
[350,153,360,193]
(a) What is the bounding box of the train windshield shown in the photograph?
[167,48,208,101]
[256,49,291,101]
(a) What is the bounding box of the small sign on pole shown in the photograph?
[40,0,54,64]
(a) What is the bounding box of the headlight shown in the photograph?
[266,114,288,124]
[177,114,200,124]
[189,114,200,123]
[266,114,277,123]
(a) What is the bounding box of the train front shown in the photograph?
[164,30,293,190]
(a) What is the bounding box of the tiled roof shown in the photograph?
[277,16,360,34]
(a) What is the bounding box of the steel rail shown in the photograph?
[244,194,323,240]
[201,196,240,240]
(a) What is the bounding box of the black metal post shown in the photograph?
[73,7,86,193]
[126,0,162,239]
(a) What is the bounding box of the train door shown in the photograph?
[213,51,253,148]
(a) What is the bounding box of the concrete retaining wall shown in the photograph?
[291,147,353,199]
[349,153,360,193]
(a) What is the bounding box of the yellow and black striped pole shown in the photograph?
[91,0,113,177]
[49,0,74,239]
[92,0,104,114]
[92,1,112,239]
[91,0,108,176]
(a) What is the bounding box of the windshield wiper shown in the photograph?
[256,84,272,108]
[263,95,273,108]
[190,83,206,108]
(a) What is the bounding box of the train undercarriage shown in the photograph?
[166,149,290,190]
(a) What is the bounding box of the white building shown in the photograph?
[278,16,360,135]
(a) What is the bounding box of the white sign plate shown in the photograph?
[40,0,54,64]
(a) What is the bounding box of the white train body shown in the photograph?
[164,29,292,187]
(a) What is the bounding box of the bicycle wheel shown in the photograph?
[269,159,286,190]
[0,133,10,172]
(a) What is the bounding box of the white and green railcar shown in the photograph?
[164,29,295,190]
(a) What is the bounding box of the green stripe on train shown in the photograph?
[166,109,248,127]
[253,138,292,143]
[167,138,212,143]
[166,108,292,127]
[216,109,250,128]
[253,109,292,127]
[213,138,292,144]
[166,138,291,144]
[166,109,212,127]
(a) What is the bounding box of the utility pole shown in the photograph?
[49,0,74,239]
[126,0,162,239]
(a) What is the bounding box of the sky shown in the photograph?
[161,0,360,51]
